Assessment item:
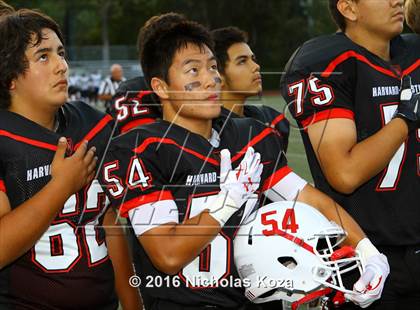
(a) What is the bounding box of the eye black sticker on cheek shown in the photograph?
[184,81,202,91]
[214,77,222,84]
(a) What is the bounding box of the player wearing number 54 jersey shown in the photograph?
[101,16,390,310]
[281,0,420,308]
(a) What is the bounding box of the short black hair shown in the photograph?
[140,18,215,86]
[211,27,249,74]
[328,0,346,31]
[136,12,186,59]
[0,9,64,109]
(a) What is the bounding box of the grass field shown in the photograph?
[249,93,313,183]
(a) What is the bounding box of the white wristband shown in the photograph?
[356,238,380,264]
[207,192,239,227]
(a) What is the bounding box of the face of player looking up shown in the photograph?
[223,42,262,97]
[10,28,68,112]
[152,42,222,136]
[343,0,404,40]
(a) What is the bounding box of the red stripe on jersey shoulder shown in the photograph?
[74,115,113,150]
[261,166,292,192]
[321,51,399,79]
[231,127,278,163]
[403,59,420,76]
[270,113,285,127]
[300,108,354,129]
[0,130,57,151]
[0,180,6,193]
[120,118,155,133]
[119,190,174,217]
[136,90,154,98]
[133,137,219,166]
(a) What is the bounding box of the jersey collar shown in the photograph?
[208,128,220,148]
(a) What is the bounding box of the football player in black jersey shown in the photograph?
[405,0,420,33]
[211,27,289,151]
[211,28,289,310]
[102,15,390,310]
[281,0,420,308]
[110,13,187,135]
[110,76,160,134]
[0,8,141,310]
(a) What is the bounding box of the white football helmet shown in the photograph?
[234,201,363,308]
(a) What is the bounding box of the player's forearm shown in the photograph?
[0,180,72,268]
[139,211,220,275]
[297,184,365,247]
[313,118,409,194]
[103,210,143,310]
[339,118,408,189]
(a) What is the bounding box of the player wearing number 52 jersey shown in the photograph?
[109,13,188,135]
[110,76,161,134]
[101,16,390,310]
[281,0,420,308]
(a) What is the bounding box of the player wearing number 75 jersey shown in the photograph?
[281,0,420,308]
[102,16,389,310]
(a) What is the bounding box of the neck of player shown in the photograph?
[345,27,391,61]
[163,106,213,140]
[221,90,246,117]
[9,100,59,131]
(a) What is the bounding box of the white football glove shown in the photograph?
[345,238,390,308]
[220,147,263,207]
[207,147,263,226]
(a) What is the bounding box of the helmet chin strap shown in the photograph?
[291,288,332,310]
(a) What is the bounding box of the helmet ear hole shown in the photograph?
[277,257,297,269]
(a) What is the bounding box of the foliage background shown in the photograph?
[8,0,340,88]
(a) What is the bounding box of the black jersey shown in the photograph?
[0,102,118,310]
[220,105,290,151]
[109,76,161,134]
[101,117,290,308]
[280,32,420,246]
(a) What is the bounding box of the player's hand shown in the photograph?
[393,75,420,131]
[344,239,390,308]
[219,147,263,208]
[51,138,97,197]
[207,147,262,226]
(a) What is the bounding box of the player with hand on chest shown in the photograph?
[102,15,390,310]
[0,7,141,310]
